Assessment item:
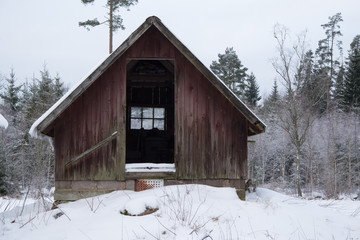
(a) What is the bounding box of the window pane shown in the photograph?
[130,119,141,129]
[154,120,165,130]
[143,107,153,118]
[154,108,165,118]
[143,119,153,129]
[131,107,141,118]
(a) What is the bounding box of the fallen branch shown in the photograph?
[19,216,36,229]
[154,215,176,236]
[20,187,30,216]
[46,197,71,221]
[140,225,159,240]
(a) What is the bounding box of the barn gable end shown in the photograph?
[30,16,265,201]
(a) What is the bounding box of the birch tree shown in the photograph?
[272,24,313,197]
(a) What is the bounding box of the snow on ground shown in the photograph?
[1,185,359,240]
[0,113,8,129]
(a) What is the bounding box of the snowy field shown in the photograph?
[1,185,359,240]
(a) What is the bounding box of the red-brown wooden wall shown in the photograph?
[53,26,248,182]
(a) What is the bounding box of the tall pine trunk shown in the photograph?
[109,0,113,54]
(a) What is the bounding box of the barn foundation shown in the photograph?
[54,178,246,201]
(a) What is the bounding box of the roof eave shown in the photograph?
[35,17,156,135]
[35,16,265,136]
[150,17,266,134]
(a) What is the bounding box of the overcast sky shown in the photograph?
[1,0,359,97]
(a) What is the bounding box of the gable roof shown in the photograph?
[30,16,265,137]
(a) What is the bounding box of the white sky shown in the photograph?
[1,0,359,98]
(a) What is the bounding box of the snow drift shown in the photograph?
[1,185,359,239]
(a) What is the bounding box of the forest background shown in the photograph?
[0,12,359,198]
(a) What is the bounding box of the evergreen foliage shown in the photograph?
[0,67,66,195]
[315,12,343,113]
[0,13,359,198]
[343,35,360,110]
[0,69,22,113]
[250,13,360,197]
[79,0,137,30]
[79,0,138,53]
[333,64,345,106]
[244,73,261,108]
[263,80,280,116]
[210,47,248,99]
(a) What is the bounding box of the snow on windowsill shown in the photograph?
[125,163,175,173]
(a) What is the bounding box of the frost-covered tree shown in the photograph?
[79,0,138,53]
[210,47,248,99]
[272,24,313,197]
[0,70,23,194]
[250,79,290,187]
[248,19,359,197]
[19,67,66,190]
[0,69,22,113]
[0,67,67,194]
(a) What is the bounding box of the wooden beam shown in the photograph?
[65,131,120,166]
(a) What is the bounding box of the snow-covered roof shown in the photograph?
[30,16,265,138]
[0,113,8,129]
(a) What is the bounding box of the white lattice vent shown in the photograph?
[136,179,164,191]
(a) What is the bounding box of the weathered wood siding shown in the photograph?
[54,57,127,181]
[175,51,248,180]
[54,26,247,182]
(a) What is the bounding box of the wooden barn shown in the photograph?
[30,16,265,201]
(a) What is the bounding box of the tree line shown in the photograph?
[1,12,358,198]
[0,67,66,195]
[211,13,360,197]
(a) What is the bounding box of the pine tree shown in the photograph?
[343,35,360,110]
[79,0,138,53]
[315,13,343,113]
[244,73,261,108]
[210,47,248,99]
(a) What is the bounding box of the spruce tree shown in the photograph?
[333,64,345,106]
[210,47,248,99]
[263,80,281,117]
[54,74,66,100]
[244,73,261,108]
[269,80,280,105]
[1,69,22,112]
[343,35,360,110]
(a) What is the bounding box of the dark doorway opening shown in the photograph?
[126,60,174,164]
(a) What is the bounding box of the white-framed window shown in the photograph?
[130,107,165,130]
